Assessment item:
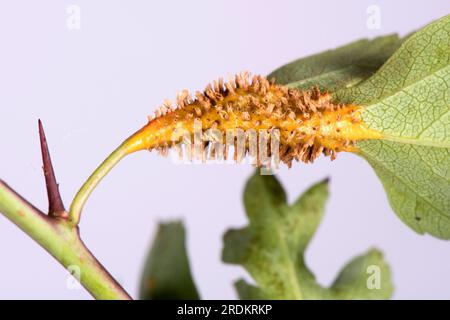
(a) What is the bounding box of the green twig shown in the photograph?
[0,180,131,300]
[68,142,128,226]
[0,121,132,299]
[68,129,144,226]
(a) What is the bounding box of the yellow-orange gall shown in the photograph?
[123,73,383,167]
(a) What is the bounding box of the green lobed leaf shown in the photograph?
[335,15,450,239]
[139,221,200,300]
[222,172,393,300]
[268,34,402,91]
[268,16,449,239]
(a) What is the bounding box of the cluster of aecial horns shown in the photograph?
[138,72,365,167]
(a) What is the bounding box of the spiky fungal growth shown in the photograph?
[123,73,383,167]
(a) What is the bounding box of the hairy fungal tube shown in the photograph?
[69,73,383,225]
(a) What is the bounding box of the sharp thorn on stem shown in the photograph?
[38,119,67,218]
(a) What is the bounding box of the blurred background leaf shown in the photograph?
[139,221,200,300]
[222,172,393,299]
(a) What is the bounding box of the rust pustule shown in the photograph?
[123,73,383,167]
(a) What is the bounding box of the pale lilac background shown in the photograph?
[0,1,449,299]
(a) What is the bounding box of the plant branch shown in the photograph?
[0,180,132,300]
[38,119,66,216]
[69,142,129,226]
